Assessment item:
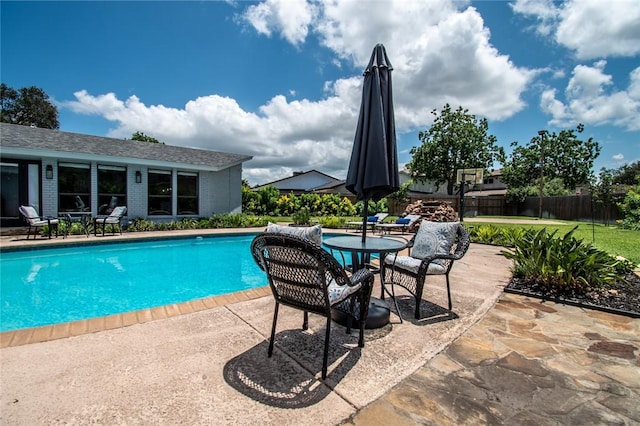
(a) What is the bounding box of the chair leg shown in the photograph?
[345,297,354,335]
[445,274,453,311]
[358,291,366,347]
[322,316,331,379]
[302,311,309,330]
[268,302,279,357]
[414,296,421,319]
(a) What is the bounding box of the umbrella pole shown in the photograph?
[361,198,369,243]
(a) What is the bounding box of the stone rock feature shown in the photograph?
[402,200,458,231]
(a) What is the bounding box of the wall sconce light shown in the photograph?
[135,171,142,184]
[45,164,53,180]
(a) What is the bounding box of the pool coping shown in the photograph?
[0,286,272,348]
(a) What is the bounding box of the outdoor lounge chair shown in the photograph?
[251,233,374,379]
[74,196,90,212]
[94,206,127,236]
[98,196,118,215]
[345,213,388,231]
[18,205,59,239]
[374,214,421,234]
[382,221,470,319]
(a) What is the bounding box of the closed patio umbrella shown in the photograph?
[346,43,400,242]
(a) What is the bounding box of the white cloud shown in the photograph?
[510,0,560,36]
[512,0,640,59]
[66,0,534,185]
[242,0,315,46]
[613,153,624,161]
[540,62,640,131]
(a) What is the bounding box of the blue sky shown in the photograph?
[2,0,639,186]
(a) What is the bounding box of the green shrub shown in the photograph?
[127,218,156,232]
[617,185,640,230]
[501,226,631,296]
[469,224,502,244]
[292,207,311,225]
[500,227,527,247]
[317,216,346,228]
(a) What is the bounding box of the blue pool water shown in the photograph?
[0,234,269,332]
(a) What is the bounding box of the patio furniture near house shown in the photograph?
[98,196,118,215]
[94,206,127,236]
[62,213,92,237]
[18,205,59,239]
[382,221,471,319]
[251,232,374,379]
[74,196,90,212]
[345,213,388,232]
[374,214,421,234]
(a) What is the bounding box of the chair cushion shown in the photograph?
[110,206,127,217]
[367,216,378,222]
[266,222,322,246]
[20,206,39,220]
[411,221,459,266]
[327,280,361,304]
[32,219,58,226]
[384,254,446,275]
[396,218,410,224]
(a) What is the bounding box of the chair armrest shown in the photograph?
[349,268,374,287]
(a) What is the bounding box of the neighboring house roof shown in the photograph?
[253,170,342,192]
[0,123,252,171]
[314,179,346,191]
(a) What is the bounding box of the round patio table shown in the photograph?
[324,235,407,327]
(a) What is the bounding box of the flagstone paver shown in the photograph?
[345,293,640,425]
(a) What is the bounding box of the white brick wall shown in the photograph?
[26,160,244,221]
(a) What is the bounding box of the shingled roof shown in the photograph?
[0,123,252,171]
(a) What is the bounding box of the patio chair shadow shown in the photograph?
[391,295,459,326]
[223,329,361,408]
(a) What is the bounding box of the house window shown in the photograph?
[148,169,172,215]
[98,165,126,214]
[177,172,198,215]
[58,163,90,212]
[0,162,19,219]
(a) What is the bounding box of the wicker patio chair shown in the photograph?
[251,233,374,379]
[382,221,471,319]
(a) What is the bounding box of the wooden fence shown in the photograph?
[389,194,624,224]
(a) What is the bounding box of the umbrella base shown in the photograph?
[331,297,390,329]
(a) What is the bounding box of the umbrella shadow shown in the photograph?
[223,328,362,408]
[391,295,458,326]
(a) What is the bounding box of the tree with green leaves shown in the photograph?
[408,104,505,195]
[591,168,615,225]
[612,161,640,186]
[1,83,59,129]
[130,131,164,144]
[502,124,601,202]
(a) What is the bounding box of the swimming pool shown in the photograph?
[0,234,268,332]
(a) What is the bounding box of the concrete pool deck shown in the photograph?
[1,228,638,424]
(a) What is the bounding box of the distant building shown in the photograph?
[399,167,442,195]
[1,123,252,227]
[253,170,346,196]
[465,169,507,196]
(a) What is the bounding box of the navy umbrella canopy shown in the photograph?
[346,43,400,241]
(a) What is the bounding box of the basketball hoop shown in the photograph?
[456,168,484,222]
